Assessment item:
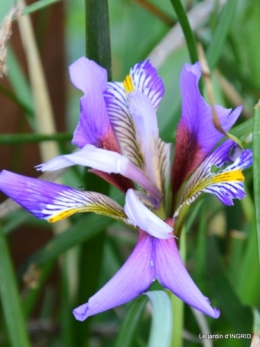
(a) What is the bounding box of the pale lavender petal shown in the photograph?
[36,145,161,199]
[128,91,161,189]
[69,57,114,149]
[124,189,173,239]
[172,62,241,194]
[73,232,155,320]
[155,237,220,318]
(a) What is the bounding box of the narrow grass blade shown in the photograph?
[253,102,260,267]
[0,132,72,145]
[0,224,31,347]
[206,0,237,69]
[85,0,112,79]
[115,296,148,347]
[206,236,252,340]
[145,291,173,347]
[18,214,113,276]
[169,0,198,64]
[22,0,61,16]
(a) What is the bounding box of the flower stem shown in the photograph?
[169,0,198,64]
[85,0,112,80]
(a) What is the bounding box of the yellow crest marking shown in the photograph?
[188,169,244,198]
[123,74,134,93]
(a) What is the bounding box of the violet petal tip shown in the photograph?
[72,303,89,322]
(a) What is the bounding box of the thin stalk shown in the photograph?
[169,0,198,63]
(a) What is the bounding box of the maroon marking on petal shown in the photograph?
[89,170,134,193]
[99,126,120,153]
[171,123,205,199]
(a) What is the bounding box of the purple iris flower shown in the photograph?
[0,58,252,321]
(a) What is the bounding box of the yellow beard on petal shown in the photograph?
[191,169,245,196]
[123,74,134,93]
[47,208,81,223]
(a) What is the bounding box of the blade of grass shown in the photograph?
[206,236,252,341]
[18,213,118,278]
[0,223,31,347]
[7,46,35,128]
[114,296,148,347]
[0,132,72,144]
[206,0,237,69]
[169,0,198,63]
[21,0,61,16]
[253,102,260,267]
[85,0,112,79]
[145,291,173,347]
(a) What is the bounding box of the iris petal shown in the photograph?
[124,189,172,239]
[172,62,241,195]
[69,57,117,150]
[0,170,126,222]
[73,231,154,320]
[155,236,220,318]
[179,141,252,209]
[36,145,161,199]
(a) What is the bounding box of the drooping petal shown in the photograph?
[36,145,161,200]
[0,170,127,222]
[171,62,241,195]
[73,231,155,321]
[69,57,118,151]
[103,60,164,166]
[155,236,220,319]
[128,91,161,189]
[178,141,252,209]
[124,189,173,239]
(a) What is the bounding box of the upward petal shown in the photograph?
[155,236,220,319]
[69,57,118,150]
[171,62,241,195]
[73,231,155,321]
[103,60,164,167]
[128,91,161,189]
[0,170,127,222]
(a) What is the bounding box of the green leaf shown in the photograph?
[85,0,112,79]
[253,103,260,268]
[0,132,72,145]
[253,309,260,334]
[0,224,31,347]
[145,291,173,347]
[114,296,148,347]
[207,0,237,69]
[230,118,253,143]
[18,213,113,277]
[206,236,252,341]
[22,0,61,16]
[7,47,35,129]
[169,0,198,64]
